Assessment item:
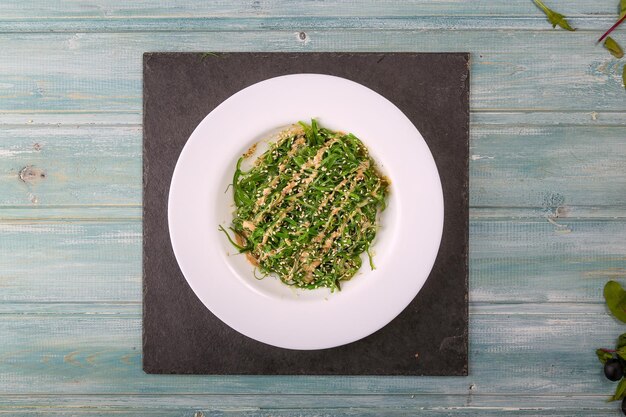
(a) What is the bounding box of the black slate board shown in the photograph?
[143,52,469,375]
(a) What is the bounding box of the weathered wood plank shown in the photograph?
[0,112,140,127]
[1,125,624,208]
[471,206,626,220]
[2,111,626,127]
[0,32,624,113]
[0,126,141,206]
[0,411,617,417]
[470,125,626,208]
[471,111,626,127]
[0,206,141,221]
[0,222,141,303]
[0,407,618,417]
[0,394,620,416]
[0,205,611,222]
[0,302,140,316]
[471,219,626,303]
[0,302,610,316]
[0,16,619,32]
[4,205,625,222]
[0,309,619,394]
[0,219,623,306]
[0,0,620,19]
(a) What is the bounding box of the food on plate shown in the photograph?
[220,120,389,291]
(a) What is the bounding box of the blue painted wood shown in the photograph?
[0,393,621,416]
[0,219,623,304]
[0,305,621,395]
[0,16,620,32]
[0,31,624,113]
[0,0,625,414]
[2,111,626,127]
[0,0,620,18]
[1,125,624,208]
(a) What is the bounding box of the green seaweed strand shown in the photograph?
[222,120,389,291]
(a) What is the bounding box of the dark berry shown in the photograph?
[605,358,624,381]
[622,397,626,415]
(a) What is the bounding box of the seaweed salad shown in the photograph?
[220,120,389,291]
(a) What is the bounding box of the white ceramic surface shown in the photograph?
[168,74,444,350]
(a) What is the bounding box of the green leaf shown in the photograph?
[604,281,626,323]
[620,0,626,19]
[311,119,321,146]
[604,37,624,59]
[200,52,220,61]
[610,378,626,402]
[200,52,220,59]
[533,0,576,31]
[597,348,614,365]
[232,157,244,206]
[617,334,626,350]
[217,225,248,252]
[617,346,626,360]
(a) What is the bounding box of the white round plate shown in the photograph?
[168,74,443,350]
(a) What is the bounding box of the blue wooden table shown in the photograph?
[1,1,625,415]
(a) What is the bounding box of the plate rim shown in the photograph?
[167,73,444,350]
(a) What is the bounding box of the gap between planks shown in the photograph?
[1,111,625,127]
[0,16,620,33]
[0,0,620,19]
[0,301,610,316]
[0,207,624,221]
[0,393,618,412]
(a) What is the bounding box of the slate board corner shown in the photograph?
[143,52,469,375]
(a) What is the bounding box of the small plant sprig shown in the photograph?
[532,0,576,31]
[532,0,626,90]
[598,13,626,43]
[220,120,389,292]
[598,1,626,89]
[597,281,626,414]
[605,37,625,59]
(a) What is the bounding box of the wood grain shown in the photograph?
[0,305,620,395]
[0,0,621,18]
[0,126,141,206]
[1,0,625,414]
[0,125,624,209]
[0,16,620,32]
[0,222,141,303]
[0,219,622,305]
[2,111,625,127]
[0,31,624,113]
[0,394,621,416]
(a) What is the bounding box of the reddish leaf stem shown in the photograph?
[598,14,626,43]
